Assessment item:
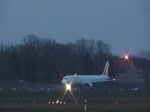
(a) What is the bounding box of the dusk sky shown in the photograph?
[0,0,150,56]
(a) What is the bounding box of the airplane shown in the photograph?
[61,61,115,89]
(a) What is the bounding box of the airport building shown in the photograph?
[116,58,150,84]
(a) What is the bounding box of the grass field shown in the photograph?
[0,83,150,112]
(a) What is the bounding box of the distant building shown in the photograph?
[116,57,150,84]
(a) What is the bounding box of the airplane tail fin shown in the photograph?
[102,61,109,75]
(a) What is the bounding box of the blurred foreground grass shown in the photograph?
[0,88,150,112]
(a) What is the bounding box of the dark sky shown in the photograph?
[0,0,150,56]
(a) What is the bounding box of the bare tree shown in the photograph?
[94,40,112,74]
[138,50,150,85]
[139,50,150,62]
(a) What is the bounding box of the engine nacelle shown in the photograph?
[88,83,93,88]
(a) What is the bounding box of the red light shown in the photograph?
[122,49,131,61]
[125,55,128,60]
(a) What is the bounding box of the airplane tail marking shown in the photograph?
[102,61,109,75]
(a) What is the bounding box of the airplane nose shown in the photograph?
[62,79,65,84]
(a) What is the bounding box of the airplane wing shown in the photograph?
[82,82,93,88]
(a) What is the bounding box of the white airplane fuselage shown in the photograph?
[62,74,111,84]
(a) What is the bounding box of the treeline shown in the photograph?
[0,35,149,82]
